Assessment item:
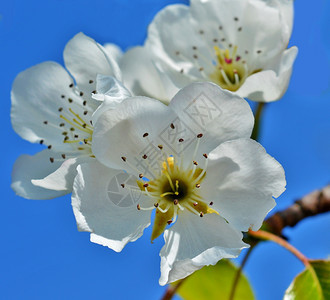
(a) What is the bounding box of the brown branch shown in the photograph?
[265,184,330,236]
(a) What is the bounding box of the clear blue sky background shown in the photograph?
[0,0,329,299]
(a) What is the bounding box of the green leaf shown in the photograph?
[284,260,330,300]
[175,259,255,300]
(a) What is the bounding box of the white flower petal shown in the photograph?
[92,96,177,175]
[169,82,254,154]
[121,46,180,103]
[32,156,93,192]
[63,32,122,96]
[159,212,247,285]
[236,46,298,102]
[202,138,286,232]
[190,0,293,65]
[103,43,123,64]
[72,161,151,252]
[11,61,83,151]
[11,150,70,200]
[92,75,132,123]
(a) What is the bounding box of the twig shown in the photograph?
[248,230,310,267]
[228,245,255,300]
[251,102,265,141]
[265,184,330,235]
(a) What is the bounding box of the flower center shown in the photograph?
[209,45,249,91]
[121,131,219,241]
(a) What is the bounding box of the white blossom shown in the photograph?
[121,0,298,103]
[72,81,286,285]
[11,33,127,199]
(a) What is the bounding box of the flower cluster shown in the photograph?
[11,0,292,286]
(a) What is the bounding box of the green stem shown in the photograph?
[161,278,186,300]
[251,102,266,141]
[248,230,311,268]
[228,245,255,300]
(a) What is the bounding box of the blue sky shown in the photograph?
[0,0,329,299]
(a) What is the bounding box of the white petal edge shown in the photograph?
[32,156,93,192]
[159,212,248,285]
[202,138,286,232]
[63,32,122,95]
[11,150,70,200]
[72,161,151,252]
[237,46,298,102]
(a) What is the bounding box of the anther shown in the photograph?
[39,140,44,144]
[167,220,173,225]
[61,154,66,159]
[158,145,163,150]
[221,38,226,42]
[238,27,242,32]
[154,203,159,208]
[199,30,204,34]
[179,138,184,143]
[180,69,184,74]
[199,67,204,71]
[209,202,214,206]
[69,83,74,88]
[236,56,241,61]
[197,133,203,138]
[49,157,54,163]
[89,80,94,84]
[83,100,87,106]
[193,202,198,206]
[137,204,141,210]
[79,92,84,96]
[143,133,149,138]
[142,154,148,159]
[175,51,180,55]
[193,161,198,165]
[61,95,65,98]
[64,136,69,141]
[173,199,179,205]
[192,46,197,50]
[170,123,175,129]
[83,111,88,115]
[82,123,87,128]
[70,127,75,131]
[68,98,73,103]
[48,145,52,149]
[74,134,79,138]
[92,90,96,94]
[139,173,143,178]
[229,43,233,48]
[213,38,218,43]
[257,50,262,54]
[121,184,125,188]
[203,153,208,159]
[196,184,201,188]
[121,156,127,162]
[143,183,149,188]
[193,54,198,59]
[200,212,204,217]
[62,131,68,136]
[59,123,65,127]
[219,25,223,30]
[234,17,239,21]
[43,121,48,125]
[58,107,63,112]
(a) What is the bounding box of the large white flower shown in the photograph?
[11,33,127,200]
[121,0,298,103]
[72,82,286,285]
